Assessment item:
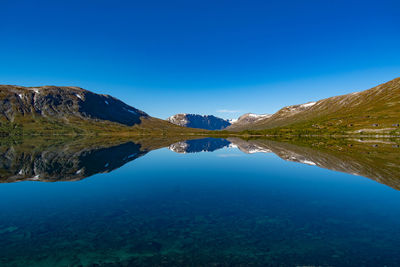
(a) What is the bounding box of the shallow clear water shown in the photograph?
[0,138,400,266]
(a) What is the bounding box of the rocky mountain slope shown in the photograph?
[0,85,202,135]
[3,77,399,136]
[229,113,271,129]
[167,114,231,130]
[0,85,148,126]
[228,77,400,134]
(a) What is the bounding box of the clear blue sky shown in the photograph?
[1,0,399,119]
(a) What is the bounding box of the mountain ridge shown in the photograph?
[228,113,272,129]
[228,77,400,134]
[1,77,399,136]
[0,85,148,126]
[0,85,203,135]
[167,113,231,130]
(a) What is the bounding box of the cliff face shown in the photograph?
[0,85,148,126]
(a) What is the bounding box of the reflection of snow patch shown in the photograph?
[127,153,137,159]
[168,142,189,153]
[76,168,83,174]
[105,100,109,105]
[104,163,109,167]
[247,148,272,154]
[18,169,23,175]
[300,159,316,166]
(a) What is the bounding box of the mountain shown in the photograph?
[228,78,400,135]
[167,114,231,130]
[0,85,201,135]
[229,113,272,129]
[0,85,148,125]
[3,77,399,136]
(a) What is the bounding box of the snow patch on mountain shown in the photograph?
[247,113,271,118]
[229,113,272,128]
[27,88,41,94]
[246,146,272,154]
[300,102,316,108]
[124,107,137,115]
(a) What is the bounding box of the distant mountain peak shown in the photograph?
[227,113,272,129]
[167,113,231,130]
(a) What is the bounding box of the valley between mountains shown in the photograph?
[0,77,399,136]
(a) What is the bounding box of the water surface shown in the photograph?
[0,137,399,266]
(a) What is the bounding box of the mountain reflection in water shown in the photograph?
[1,136,400,190]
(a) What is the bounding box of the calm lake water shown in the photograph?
[0,137,400,266]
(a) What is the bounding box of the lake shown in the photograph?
[0,136,399,266]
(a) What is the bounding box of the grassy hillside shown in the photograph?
[229,77,400,135]
[0,85,206,136]
[2,78,400,136]
[0,115,206,136]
